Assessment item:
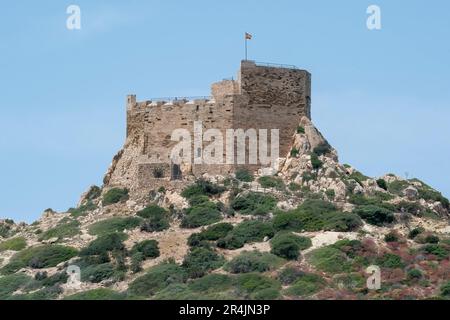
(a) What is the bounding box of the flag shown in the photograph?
[245,32,252,40]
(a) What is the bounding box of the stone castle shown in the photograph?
[104,60,311,190]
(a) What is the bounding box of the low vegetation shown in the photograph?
[138,205,170,232]
[0,237,26,252]
[235,168,254,182]
[217,220,274,250]
[2,245,78,274]
[270,232,312,260]
[258,176,285,190]
[102,188,129,206]
[65,288,126,300]
[128,262,187,297]
[188,223,233,247]
[39,219,81,241]
[181,179,225,199]
[224,251,285,273]
[182,247,225,278]
[88,217,142,236]
[284,272,325,297]
[273,200,362,232]
[353,205,395,226]
[230,192,277,216]
[181,201,222,228]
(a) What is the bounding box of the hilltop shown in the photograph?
[1,62,449,300]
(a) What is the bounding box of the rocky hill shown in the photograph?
[1,117,449,300]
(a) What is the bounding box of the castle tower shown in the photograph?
[106,61,312,189]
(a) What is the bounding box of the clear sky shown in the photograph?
[1,0,449,223]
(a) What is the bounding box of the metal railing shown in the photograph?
[145,96,212,102]
[254,61,300,70]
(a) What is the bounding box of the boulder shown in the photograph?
[403,186,418,200]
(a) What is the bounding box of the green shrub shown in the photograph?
[41,272,68,287]
[325,189,335,200]
[130,252,144,273]
[348,194,394,208]
[181,179,225,199]
[348,171,370,185]
[217,220,275,250]
[136,204,167,218]
[290,148,299,157]
[302,171,317,182]
[285,273,325,297]
[182,247,225,278]
[152,284,195,300]
[80,233,126,256]
[188,223,234,246]
[235,168,254,182]
[81,263,115,283]
[376,179,388,190]
[0,237,26,252]
[199,223,234,240]
[299,199,336,213]
[0,222,13,238]
[324,212,362,232]
[407,269,423,280]
[313,143,331,156]
[188,274,233,293]
[353,205,395,226]
[234,273,281,297]
[225,251,284,273]
[102,188,129,206]
[423,244,449,260]
[272,212,304,231]
[310,153,322,170]
[88,217,142,236]
[181,202,222,228]
[418,188,449,209]
[2,245,78,274]
[128,262,186,297]
[187,195,210,206]
[85,185,102,200]
[384,232,399,243]
[10,285,64,300]
[376,253,404,269]
[308,246,351,273]
[424,235,440,244]
[251,287,280,300]
[297,126,305,134]
[131,240,160,259]
[65,288,126,300]
[333,273,365,291]
[440,281,450,297]
[288,182,301,191]
[408,227,425,239]
[270,232,311,260]
[395,201,424,216]
[68,201,97,218]
[39,220,81,241]
[0,274,33,299]
[277,267,307,285]
[258,176,285,190]
[273,207,361,233]
[231,192,277,216]
[137,205,170,232]
[387,180,409,195]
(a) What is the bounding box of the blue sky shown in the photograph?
[0,0,449,223]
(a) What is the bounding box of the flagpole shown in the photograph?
[245,37,247,61]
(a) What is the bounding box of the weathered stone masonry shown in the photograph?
[104,60,311,190]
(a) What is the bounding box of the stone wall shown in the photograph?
[105,60,312,191]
